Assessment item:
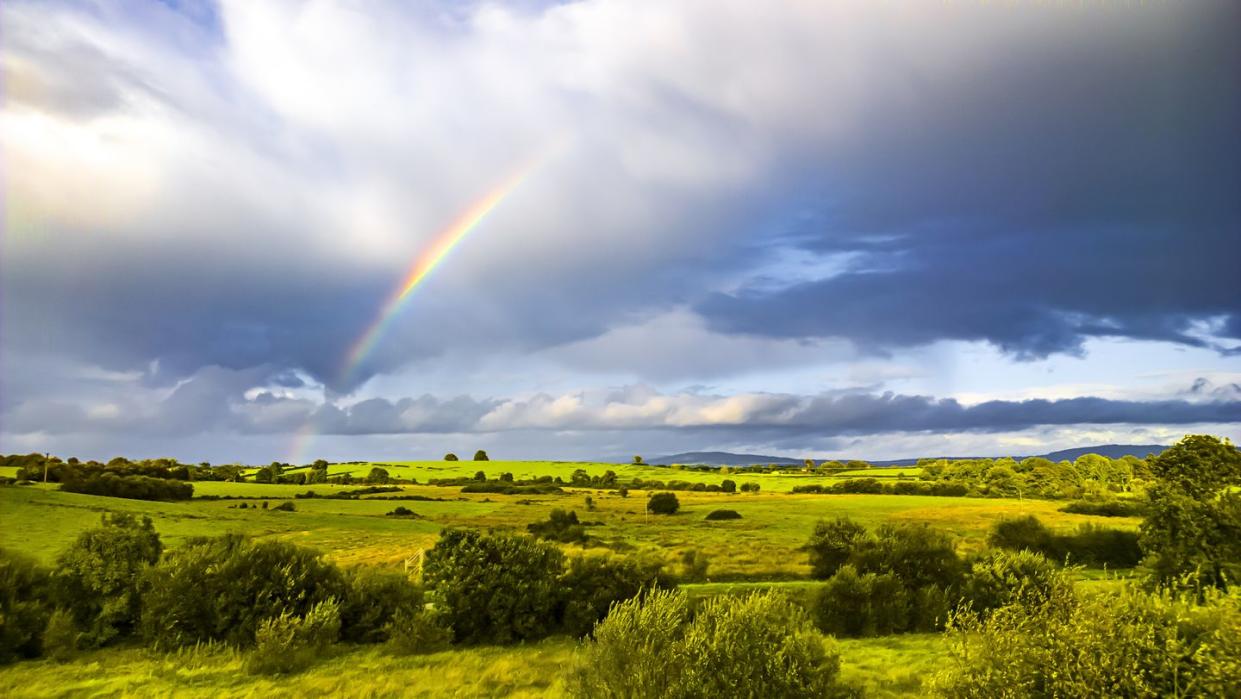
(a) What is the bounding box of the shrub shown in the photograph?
[988,515,1058,556]
[384,608,452,656]
[720,479,737,493]
[272,501,296,512]
[54,513,162,647]
[386,506,417,517]
[961,549,1063,617]
[141,535,346,649]
[1060,499,1147,517]
[423,529,564,644]
[740,481,760,493]
[444,453,458,461]
[807,517,869,580]
[59,473,192,501]
[1061,524,1142,567]
[646,492,680,515]
[366,467,390,484]
[473,450,489,461]
[933,584,1241,697]
[42,609,79,663]
[851,523,964,591]
[0,549,53,663]
[678,549,710,582]
[526,509,587,543]
[704,509,742,521]
[338,568,424,644]
[557,554,662,637]
[571,589,848,698]
[814,565,909,637]
[244,599,340,675]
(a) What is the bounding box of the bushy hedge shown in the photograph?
[988,515,1142,567]
[244,599,341,675]
[59,473,192,501]
[1059,499,1147,517]
[571,589,851,698]
[0,549,53,663]
[934,583,1241,697]
[140,535,347,649]
[704,509,742,520]
[792,479,967,497]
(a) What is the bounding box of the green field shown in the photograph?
[0,459,1145,696]
[0,632,949,698]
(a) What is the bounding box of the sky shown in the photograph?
[2,0,1239,465]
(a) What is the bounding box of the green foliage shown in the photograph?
[338,568,424,644]
[807,517,869,580]
[526,509,587,543]
[60,472,193,501]
[444,453,458,461]
[557,554,662,638]
[852,523,964,591]
[384,608,452,656]
[933,584,1241,697]
[423,529,564,644]
[0,549,52,663]
[571,588,848,698]
[41,609,79,663]
[272,501,296,512]
[719,479,737,493]
[704,508,742,520]
[814,565,909,637]
[678,549,710,583]
[54,513,162,647]
[473,450,489,462]
[244,599,341,675]
[1059,498,1147,517]
[1141,435,1241,590]
[989,515,1142,568]
[365,467,390,484]
[140,535,346,649]
[646,492,680,515]
[961,549,1064,617]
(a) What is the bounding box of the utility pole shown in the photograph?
[43,453,50,483]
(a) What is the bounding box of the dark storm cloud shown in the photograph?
[700,0,1241,357]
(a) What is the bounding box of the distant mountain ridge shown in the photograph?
[652,444,1169,467]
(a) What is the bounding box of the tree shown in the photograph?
[0,549,53,663]
[366,467,390,484]
[423,529,564,644]
[473,470,486,482]
[633,455,644,465]
[647,492,680,515]
[444,453,459,461]
[55,514,162,647]
[473,450,489,462]
[720,479,736,493]
[1141,436,1241,589]
[807,517,869,580]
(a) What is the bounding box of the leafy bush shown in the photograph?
[571,589,849,698]
[933,584,1241,697]
[59,473,192,501]
[557,554,663,638]
[851,523,964,591]
[526,509,588,543]
[41,609,79,663]
[961,549,1063,617]
[423,529,564,644]
[244,599,340,675]
[989,515,1142,568]
[678,549,710,582]
[338,567,424,644]
[384,608,452,656]
[271,501,296,512]
[141,535,346,649]
[1059,499,1147,517]
[0,549,53,663]
[386,506,417,517]
[814,565,910,637]
[54,513,162,647]
[646,492,680,515]
[704,509,742,520]
[807,517,868,579]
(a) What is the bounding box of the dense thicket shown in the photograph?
[571,589,852,699]
[60,472,193,501]
[0,549,52,663]
[934,577,1241,696]
[989,515,1143,567]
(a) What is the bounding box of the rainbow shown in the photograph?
[284,147,558,465]
[339,152,553,386]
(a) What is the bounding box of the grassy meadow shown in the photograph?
[0,458,1148,696]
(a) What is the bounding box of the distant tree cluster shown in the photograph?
[918,453,1156,499]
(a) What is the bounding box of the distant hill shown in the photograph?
[652,444,1169,467]
[650,452,805,466]
[1039,444,1167,461]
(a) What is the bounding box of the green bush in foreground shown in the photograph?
[646,492,680,515]
[384,608,452,656]
[244,599,341,675]
[0,549,52,663]
[571,589,851,699]
[933,582,1241,697]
